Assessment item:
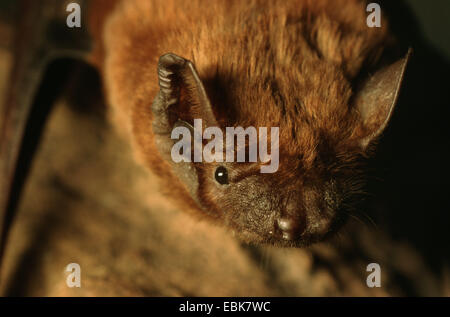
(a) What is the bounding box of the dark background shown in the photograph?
[366,0,450,277]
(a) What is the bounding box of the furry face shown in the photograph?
[195,153,361,247]
[99,0,410,246]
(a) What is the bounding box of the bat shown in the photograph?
[0,0,410,273]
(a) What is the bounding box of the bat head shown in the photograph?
[152,50,410,247]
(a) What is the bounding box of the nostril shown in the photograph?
[275,216,304,241]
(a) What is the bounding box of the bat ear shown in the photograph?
[180,58,218,127]
[152,54,218,205]
[353,49,411,149]
[152,53,217,136]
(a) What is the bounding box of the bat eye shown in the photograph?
[214,166,229,185]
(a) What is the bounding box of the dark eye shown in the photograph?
[214,166,229,185]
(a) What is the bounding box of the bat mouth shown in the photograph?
[230,208,347,247]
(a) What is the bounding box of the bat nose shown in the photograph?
[274,216,305,241]
[273,193,306,241]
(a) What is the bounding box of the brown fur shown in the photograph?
[91,0,394,245]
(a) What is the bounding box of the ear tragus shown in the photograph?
[353,48,411,149]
